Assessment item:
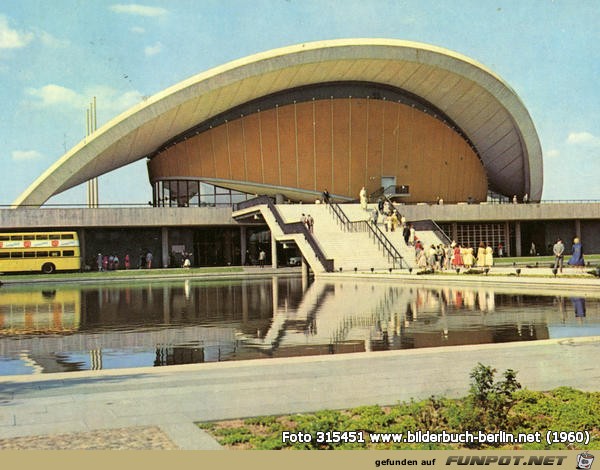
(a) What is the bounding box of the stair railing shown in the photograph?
[326,201,405,269]
[411,219,452,245]
[234,196,334,272]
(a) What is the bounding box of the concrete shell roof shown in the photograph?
[14,38,543,207]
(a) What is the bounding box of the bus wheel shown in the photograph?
[42,263,55,274]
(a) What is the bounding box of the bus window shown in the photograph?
[0,252,8,258]
[36,251,48,257]
[23,252,35,258]
[23,235,35,240]
[63,250,75,256]
[61,234,75,240]
[10,235,23,241]
[49,251,60,257]
[49,234,60,240]
[0,235,9,241]
[36,235,48,240]
[10,252,23,258]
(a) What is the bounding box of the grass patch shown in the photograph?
[496,254,600,266]
[197,365,600,450]
[0,266,244,282]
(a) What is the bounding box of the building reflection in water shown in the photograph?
[0,278,599,375]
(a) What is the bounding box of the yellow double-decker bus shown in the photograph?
[0,231,81,274]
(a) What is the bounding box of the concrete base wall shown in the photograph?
[1,203,599,257]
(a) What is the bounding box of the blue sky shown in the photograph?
[1,0,599,206]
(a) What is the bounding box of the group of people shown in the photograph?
[97,253,129,271]
[301,213,314,233]
[96,250,153,271]
[413,241,495,271]
[553,237,585,273]
[372,197,408,234]
[512,193,529,204]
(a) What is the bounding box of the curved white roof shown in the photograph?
[14,38,542,207]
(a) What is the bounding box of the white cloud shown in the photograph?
[86,85,145,113]
[37,30,70,48]
[12,150,42,161]
[144,42,162,57]
[26,83,144,115]
[131,26,146,34]
[0,15,34,49]
[546,149,560,158]
[26,84,86,108]
[566,131,600,147]
[109,4,168,17]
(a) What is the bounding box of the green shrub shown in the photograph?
[456,363,522,444]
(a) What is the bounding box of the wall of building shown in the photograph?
[148,98,487,204]
[0,207,235,229]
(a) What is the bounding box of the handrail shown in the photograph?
[327,201,405,269]
[411,219,452,244]
[350,220,406,269]
[325,199,352,230]
[233,196,334,272]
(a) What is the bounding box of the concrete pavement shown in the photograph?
[1,334,599,449]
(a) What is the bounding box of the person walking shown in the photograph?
[553,238,565,273]
[359,186,368,210]
[403,224,410,245]
[307,214,314,233]
[371,208,378,226]
[301,213,308,230]
[146,251,153,269]
[484,243,494,268]
[452,244,463,268]
[567,237,585,272]
[476,242,486,267]
[390,211,398,232]
[96,253,103,272]
[462,244,474,269]
[258,248,266,268]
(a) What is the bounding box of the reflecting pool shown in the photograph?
[0,277,598,375]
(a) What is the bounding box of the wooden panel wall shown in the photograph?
[148,98,488,203]
[277,105,297,188]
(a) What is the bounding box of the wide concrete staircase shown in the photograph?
[277,203,400,272]
[232,198,449,273]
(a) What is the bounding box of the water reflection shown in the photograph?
[0,278,599,375]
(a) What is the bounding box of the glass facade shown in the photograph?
[439,222,512,256]
[152,180,251,207]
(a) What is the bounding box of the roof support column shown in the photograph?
[504,221,511,258]
[271,235,278,269]
[515,221,522,257]
[161,227,169,268]
[240,226,247,266]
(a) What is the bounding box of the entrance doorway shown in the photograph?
[193,228,241,266]
[381,176,396,195]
